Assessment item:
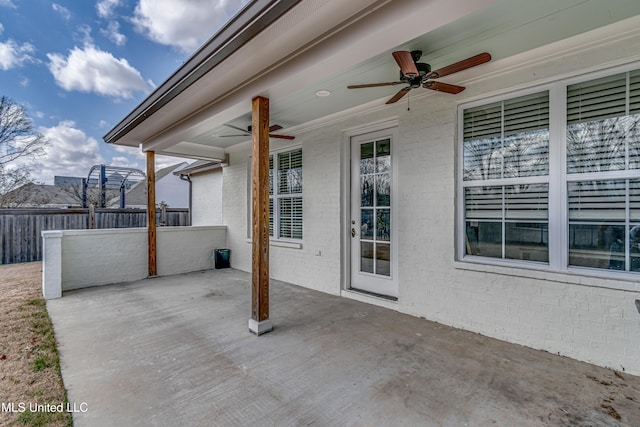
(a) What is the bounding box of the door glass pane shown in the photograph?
[357,137,392,279]
[376,139,391,173]
[360,142,374,174]
[376,174,390,207]
[360,242,374,273]
[361,209,374,239]
[361,175,373,207]
[376,243,391,276]
[376,209,390,241]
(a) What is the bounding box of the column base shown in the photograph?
[248,318,273,336]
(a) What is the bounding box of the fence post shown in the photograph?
[160,203,167,226]
[89,204,95,229]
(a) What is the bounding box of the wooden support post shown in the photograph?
[249,96,272,335]
[146,151,157,277]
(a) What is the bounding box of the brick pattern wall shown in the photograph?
[220,32,640,374]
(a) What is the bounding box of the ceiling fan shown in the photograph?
[348,50,491,104]
[221,123,295,140]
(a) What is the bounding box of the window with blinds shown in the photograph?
[567,71,640,173]
[460,65,640,278]
[567,70,640,272]
[463,91,549,181]
[268,148,303,240]
[462,91,550,262]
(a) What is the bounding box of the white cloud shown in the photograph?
[101,20,126,46]
[0,39,35,70]
[0,23,4,34]
[47,44,154,99]
[75,24,93,45]
[109,155,141,169]
[0,0,16,8]
[113,144,185,171]
[52,3,71,20]
[33,121,105,184]
[96,0,122,18]
[98,119,108,128]
[132,0,249,53]
[19,76,28,86]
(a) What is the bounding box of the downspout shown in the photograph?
[179,174,192,226]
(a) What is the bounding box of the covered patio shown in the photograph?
[48,269,640,426]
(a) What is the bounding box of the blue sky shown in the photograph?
[0,0,248,183]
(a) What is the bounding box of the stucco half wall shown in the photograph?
[42,226,227,298]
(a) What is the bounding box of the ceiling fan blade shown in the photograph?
[392,51,419,77]
[348,82,403,89]
[385,86,412,104]
[269,124,283,132]
[428,52,491,79]
[223,123,250,134]
[424,81,465,94]
[269,134,295,140]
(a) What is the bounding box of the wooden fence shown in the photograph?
[0,208,190,265]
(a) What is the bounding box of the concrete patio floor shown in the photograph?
[47,269,640,426]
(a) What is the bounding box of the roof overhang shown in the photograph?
[105,0,640,160]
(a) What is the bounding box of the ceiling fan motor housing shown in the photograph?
[400,62,431,87]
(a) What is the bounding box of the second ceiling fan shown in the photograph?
[222,123,295,140]
[348,50,491,104]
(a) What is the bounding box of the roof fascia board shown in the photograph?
[103,0,303,145]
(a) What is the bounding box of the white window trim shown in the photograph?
[247,144,303,244]
[456,60,640,287]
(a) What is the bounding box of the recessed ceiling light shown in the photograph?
[315,89,331,97]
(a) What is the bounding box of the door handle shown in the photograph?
[351,227,356,238]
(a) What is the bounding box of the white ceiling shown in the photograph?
[133,0,640,157]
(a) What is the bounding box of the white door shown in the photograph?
[350,129,398,298]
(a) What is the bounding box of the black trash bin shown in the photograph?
[214,249,231,269]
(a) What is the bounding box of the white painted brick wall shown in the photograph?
[220,31,640,374]
[191,169,223,225]
[43,226,227,295]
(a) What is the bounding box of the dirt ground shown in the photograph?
[0,262,72,426]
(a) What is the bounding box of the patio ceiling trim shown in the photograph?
[103,0,302,146]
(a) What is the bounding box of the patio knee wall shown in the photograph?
[42,226,227,294]
[221,23,640,375]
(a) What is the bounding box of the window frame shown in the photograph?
[457,60,640,282]
[271,147,303,241]
[248,145,303,243]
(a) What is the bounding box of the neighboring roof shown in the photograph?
[1,183,81,207]
[174,160,222,176]
[103,0,301,146]
[107,163,187,207]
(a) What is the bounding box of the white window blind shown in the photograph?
[460,64,640,277]
[266,148,303,240]
[463,92,549,181]
[462,92,550,262]
[567,71,640,173]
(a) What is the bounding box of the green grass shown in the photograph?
[16,407,73,427]
[15,296,72,426]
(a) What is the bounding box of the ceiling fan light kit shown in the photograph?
[348,50,491,104]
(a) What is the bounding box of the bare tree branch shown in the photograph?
[0,96,49,206]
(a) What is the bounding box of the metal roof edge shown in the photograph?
[103,0,303,145]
